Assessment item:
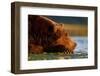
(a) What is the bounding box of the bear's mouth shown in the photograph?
[44,45,73,54]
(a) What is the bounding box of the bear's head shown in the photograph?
[28,15,76,54]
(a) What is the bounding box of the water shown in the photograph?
[28,37,88,60]
[71,36,88,59]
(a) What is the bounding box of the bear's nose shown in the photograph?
[74,43,77,47]
[73,43,77,50]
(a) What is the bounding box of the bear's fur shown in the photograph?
[28,15,76,54]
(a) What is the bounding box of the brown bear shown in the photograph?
[28,15,76,54]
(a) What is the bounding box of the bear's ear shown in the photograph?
[59,23,64,28]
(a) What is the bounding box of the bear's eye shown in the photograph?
[65,32,68,36]
[48,26,54,32]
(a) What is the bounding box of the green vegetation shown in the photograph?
[28,52,88,61]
